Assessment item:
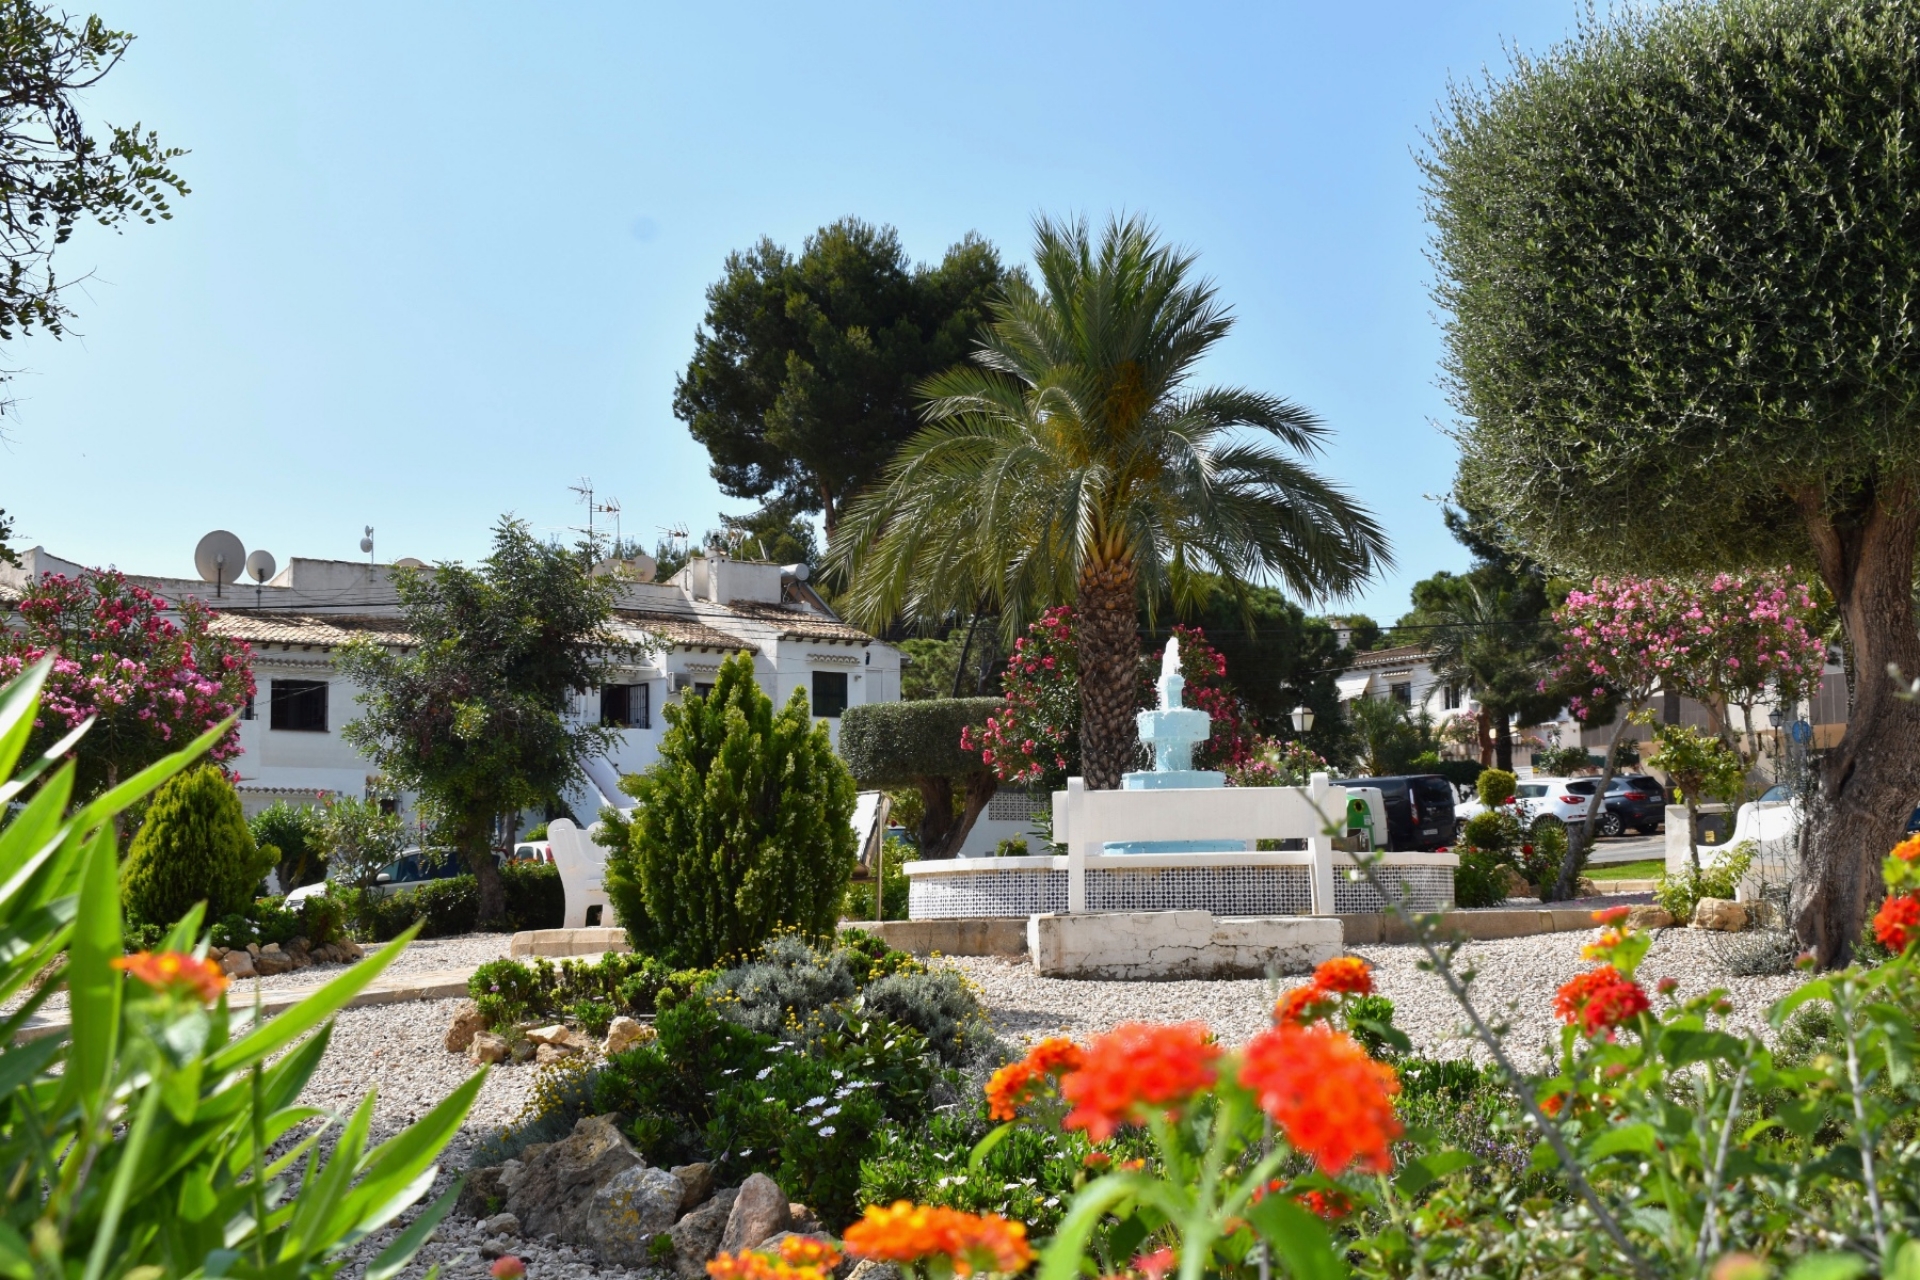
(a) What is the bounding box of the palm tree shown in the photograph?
[826,216,1391,789]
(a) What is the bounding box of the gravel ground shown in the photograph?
[944,927,1804,1069]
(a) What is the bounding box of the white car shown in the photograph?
[511,840,553,864]
[1451,778,1568,842]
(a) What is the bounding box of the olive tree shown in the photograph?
[1429,0,1920,962]
[838,698,1000,859]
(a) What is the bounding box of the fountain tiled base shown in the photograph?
[1028,910,1343,980]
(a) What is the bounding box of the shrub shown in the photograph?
[839,698,1001,859]
[318,796,405,890]
[1461,808,1518,853]
[1655,841,1755,922]
[1476,768,1517,807]
[859,968,997,1068]
[500,859,566,929]
[1431,758,1485,791]
[250,800,326,892]
[470,958,546,1028]
[1453,846,1511,908]
[708,934,859,1035]
[995,836,1029,857]
[121,765,273,927]
[570,999,616,1037]
[606,651,857,967]
[836,928,924,985]
[843,835,911,921]
[1515,820,1567,891]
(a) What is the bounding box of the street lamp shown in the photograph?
[1769,707,1787,781]
[1291,705,1315,734]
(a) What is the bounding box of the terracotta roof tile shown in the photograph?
[718,600,875,643]
[206,612,415,647]
[614,610,748,651]
[1345,643,1435,670]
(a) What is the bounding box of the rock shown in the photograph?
[503,1114,642,1241]
[720,1173,792,1255]
[284,938,313,969]
[510,1039,538,1064]
[605,1015,652,1055]
[498,1159,527,1195]
[1495,865,1532,899]
[482,1212,522,1237]
[310,943,338,964]
[220,950,257,979]
[525,1024,571,1046]
[1576,878,1601,899]
[535,1042,579,1064]
[260,942,282,954]
[246,943,262,958]
[669,1187,738,1279]
[338,939,365,961]
[787,1205,821,1234]
[446,1002,487,1054]
[459,1165,511,1218]
[847,1261,901,1280]
[253,950,295,976]
[670,1163,714,1214]
[1694,898,1748,931]
[1626,905,1675,930]
[469,1032,511,1064]
[586,1166,686,1266]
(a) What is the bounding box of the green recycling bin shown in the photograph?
[1346,796,1375,853]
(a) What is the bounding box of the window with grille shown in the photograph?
[269,680,328,732]
[1390,682,1413,705]
[811,670,849,718]
[601,683,650,729]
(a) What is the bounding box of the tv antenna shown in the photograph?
[193,530,247,599]
[658,522,688,556]
[596,496,623,554]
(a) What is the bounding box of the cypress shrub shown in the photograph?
[605,650,857,967]
[122,766,273,927]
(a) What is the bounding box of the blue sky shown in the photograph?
[4,1,1579,622]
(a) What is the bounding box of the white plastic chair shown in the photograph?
[547,817,611,929]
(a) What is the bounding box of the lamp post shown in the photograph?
[1291,705,1315,735]
[1769,706,1787,783]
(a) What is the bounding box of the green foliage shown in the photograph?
[1647,723,1748,809]
[1518,819,1568,892]
[341,860,563,942]
[317,796,405,890]
[1476,767,1517,807]
[1452,846,1511,908]
[995,836,1029,857]
[1346,698,1441,777]
[706,934,859,1036]
[251,800,326,891]
[121,765,273,927]
[521,820,549,841]
[1530,746,1592,777]
[607,651,857,966]
[209,894,335,950]
[1655,841,1756,922]
[674,218,1013,532]
[860,968,997,1068]
[842,837,910,921]
[1339,994,1402,1059]
[470,957,548,1028]
[466,951,716,1030]
[1461,809,1517,853]
[337,516,632,920]
[838,698,1000,786]
[569,999,616,1038]
[0,659,471,1280]
[899,625,1005,701]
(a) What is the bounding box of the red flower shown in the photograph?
[1273,985,1334,1027]
[1058,1022,1220,1141]
[1311,956,1373,996]
[112,950,228,1003]
[1891,835,1920,864]
[1874,893,1920,952]
[1133,1248,1177,1280]
[1590,905,1631,925]
[1238,1024,1401,1174]
[1554,965,1650,1036]
[985,1036,1084,1120]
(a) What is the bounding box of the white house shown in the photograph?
[2,545,901,828]
[1334,643,1472,725]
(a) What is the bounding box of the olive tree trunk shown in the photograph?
[1792,487,1920,966]
[463,813,506,925]
[1076,557,1142,791]
[914,772,1000,859]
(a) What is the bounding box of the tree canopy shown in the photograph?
[1426,0,1920,962]
[336,517,631,921]
[673,218,1012,535]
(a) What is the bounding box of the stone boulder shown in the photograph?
[670,1162,715,1214]
[446,1002,487,1054]
[847,1262,901,1280]
[253,947,295,976]
[535,1042,579,1065]
[1626,905,1675,929]
[587,1166,686,1267]
[220,950,256,979]
[606,1015,653,1056]
[669,1187,739,1279]
[459,1164,512,1217]
[719,1173,792,1255]
[1496,865,1532,900]
[469,1032,511,1065]
[1694,898,1748,932]
[502,1114,641,1240]
[1575,877,1602,899]
[481,1212,521,1237]
[284,937,314,968]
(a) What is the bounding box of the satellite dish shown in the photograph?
[245,550,277,583]
[194,530,247,594]
[394,556,427,569]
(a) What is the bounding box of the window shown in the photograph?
[242,690,256,721]
[601,683,650,729]
[269,680,328,732]
[1442,684,1461,711]
[1389,681,1413,706]
[692,682,714,699]
[811,670,849,718]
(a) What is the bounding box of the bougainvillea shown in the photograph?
[0,570,253,794]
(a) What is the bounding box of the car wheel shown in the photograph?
[1597,812,1624,838]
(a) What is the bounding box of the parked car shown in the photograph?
[510,840,553,864]
[1334,774,1457,851]
[284,846,471,905]
[1451,789,1524,842]
[1529,776,1667,837]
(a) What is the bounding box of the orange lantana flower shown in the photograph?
[1553,965,1650,1036]
[1058,1022,1220,1141]
[1590,905,1631,926]
[1874,894,1920,952]
[1238,1024,1402,1174]
[1273,985,1334,1027]
[986,1036,1084,1120]
[1890,835,1920,864]
[843,1202,1033,1276]
[1311,956,1373,996]
[112,950,227,1003]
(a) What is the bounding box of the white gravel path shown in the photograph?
[944,928,1805,1069]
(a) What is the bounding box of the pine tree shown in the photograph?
[605,651,856,967]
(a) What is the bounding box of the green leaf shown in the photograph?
[1586,1123,1658,1159]
[1245,1194,1348,1280]
[1394,1149,1475,1199]
[345,1071,486,1225]
[366,1184,461,1280]
[1785,1254,1869,1280]
[0,659,52,782]
[61,825,122,1112]
[1037,1175,1148,1280]
[209,921,420,1076]
[1662,1028,1745,1066]
[1773,980,1834,1025]
[968,1121,1015,1170]
[0,1221,31,1280]
[1887,1240,1920,1280]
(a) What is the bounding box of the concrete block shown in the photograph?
[508,927,632,959]
[1027,910,1341,980]
[841,918,1029,957]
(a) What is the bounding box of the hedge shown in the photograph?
[837,698,1001,786]
[343,860,566,941]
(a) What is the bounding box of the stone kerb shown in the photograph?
[1027,910,1343,979]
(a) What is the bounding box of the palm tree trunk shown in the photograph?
[1076,556,1141,790]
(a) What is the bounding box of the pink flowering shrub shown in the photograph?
[0,570,254,793]
[960,610,1255,790]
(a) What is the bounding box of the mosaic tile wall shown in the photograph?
[907,863,1454,919]
[1332,866,1456,913]
[909,870,1068,919]
[1084,865,1315,915]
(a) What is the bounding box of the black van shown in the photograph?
[1334,774,1458,851]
